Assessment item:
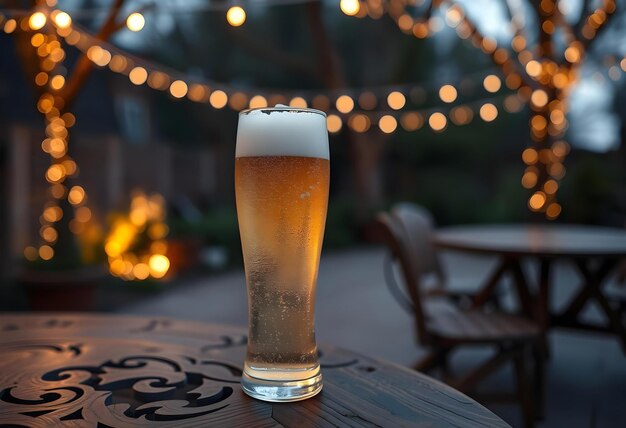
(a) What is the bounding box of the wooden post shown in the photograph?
[9,125,31,258]
[106,135,123,208]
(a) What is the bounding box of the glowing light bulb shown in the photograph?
[53,11,71,29]
[149,254,170,278]
[429,112,447,132]
[483,75,501,93]
[387,91,406,110]
[479,103,498,122]
[126,12,145,32]
[209,90,228,109]
[379,115,397,133]
[439,85,457,103]
[289,97,308,108]
[327,114,342,133]
[129,67,148,85]
[335,95,354,113]
[169,80,188,98]
[29,12,47,30]
[227,6,246,27]
[249,95,268,109]
[340,0,360,16]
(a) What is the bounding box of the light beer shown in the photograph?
[235,106,329,401]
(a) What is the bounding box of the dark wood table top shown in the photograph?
[434,224,626,258]
[0,313,507,427]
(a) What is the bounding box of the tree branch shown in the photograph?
[305,1,345,89]
[61,0,126,109]
[579,1,618,52]
[445,0,536,89]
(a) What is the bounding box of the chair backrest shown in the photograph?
[391,203,444,284]
[376,212,430,346]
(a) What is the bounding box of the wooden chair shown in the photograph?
[387,202,499,309]
[377,211,545,428]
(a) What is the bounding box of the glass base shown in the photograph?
[241,370,323,402]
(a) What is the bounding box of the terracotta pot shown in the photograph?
[18,266,107,311]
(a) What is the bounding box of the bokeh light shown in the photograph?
[379,115,397,133]
[289,97,308,108]
[336,95,354,114]
[227,6,246,26]
[129,66,148,85]
[479,103,498,122]
[210,90,228,109]
[483,75,501,93]
[29,12,47,31]
[387,91,406,110]
[439,85,457,103]
[126,12,145,32]
[249,95,268,109]
[429,112,447,131]
[340,0,360,16]
[169,80,188,98]
[52,11,71,29]
[327,114,342,133]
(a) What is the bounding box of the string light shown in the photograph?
[209,90,228,108]
[49,74,65,90]
[336,95,354,114]
[29,12,46,31]
[340,0,360,17]
[349,114,370,133]
[52,11,71,29]
[400,112,423,131]
[439,85,457,103]
[129,66,148,85]
[249,95,268,108]
[479,103,498,122]
[12,8,98,263]
[379,115,397,133]
[354,0,625,218]
[50,23,527,138]
[289,96,308,108]
[358,92,377,110]
[7,4,618,222]
[429,112,447,132]
[126,12,145,32]
[169,80,188,98]
[327,114,342,133]
[483,75,501,93]
[4,19,17,33]
[387,91,406,110]
[226,6,246,27]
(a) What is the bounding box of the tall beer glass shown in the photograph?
[235,106,329,402]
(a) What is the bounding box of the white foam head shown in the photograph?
[236,105,329,159]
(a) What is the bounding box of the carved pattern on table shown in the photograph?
[0,315,508,428]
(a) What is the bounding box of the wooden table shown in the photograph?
[434,224,626,352]
[0,313,508,427]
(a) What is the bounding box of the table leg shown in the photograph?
[537,259,552,334]
[471,258,508,308]
[510,259,534,317]
[554,258,626,353]
[537,259,552,359]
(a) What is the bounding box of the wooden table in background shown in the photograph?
[434,224,626,352]
[0,313,508,427]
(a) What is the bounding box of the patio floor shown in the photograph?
[119,247,626,428]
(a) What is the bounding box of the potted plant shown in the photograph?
[19,199,107,311]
